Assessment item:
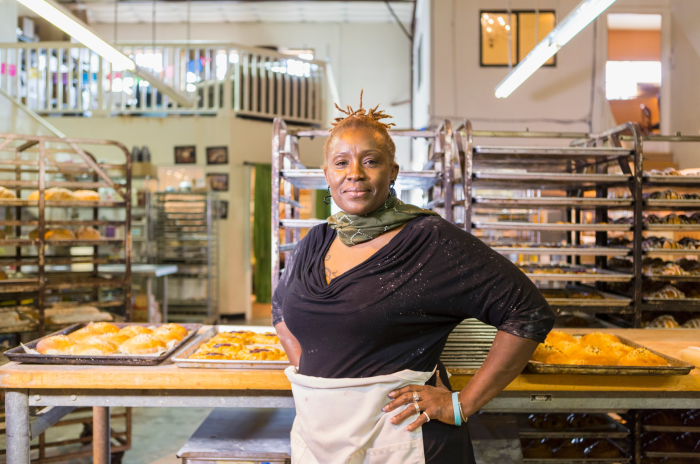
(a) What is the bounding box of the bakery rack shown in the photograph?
[450,122,641,323]
[271,118,450,290]
[0,133,132,335]
[580,130,700,321]
[154,192,219,323]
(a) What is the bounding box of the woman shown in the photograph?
[273,93,555,464]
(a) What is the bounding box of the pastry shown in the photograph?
[45,229,75,240]
[73,190,101,201]
[68,327,100,343]
[118,325,154,338]
[648,315,680,329]
[644,433,678,452]
[0,186,16,199]
[76,226,100,240]
[567,413,608,429]
[153,325,185,344]
[526,414,546,429]
[579,332,621,347]
[532,343,561,362]
[551,340,583,356]
[28,187,76,201]
[71,339,118,356]
[522,439,554,459]
[620,348,669,366]
[545,331,577,346]
[118,333,166,355]
[236,348,279,361]
[251,332,280,344]
[212,330,253,343]
[92,332,130,346]
[585,439,622,458]
[682,318,700,329]
[553,438,586,458]
[567,345,620,366]
[645,284,686,299]
[87,322,119,334]
[602,342,634,359]
[189,352,230,360]
[159,323,188,338]
[203,342,245,356]
[36,334,75,354]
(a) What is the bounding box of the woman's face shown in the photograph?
[324,127,399,216]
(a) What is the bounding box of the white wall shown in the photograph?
[0,0,17,43]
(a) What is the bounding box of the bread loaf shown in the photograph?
[92,332,130,346]
[73,190,101,201]
[118,333,166,355]
[620,348,669,367]
[76,226,100,240]
[71,338,118,356]
[28,187,77,201]
[46,228,75,240]
[68,327,99,343]
[87,322,119,334]
[153,325,185,344]
[118,325,154,338]
[0,187,16,199]
[36,335,75,354]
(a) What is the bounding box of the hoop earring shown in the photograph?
[389,180,397,198]
[324,186,332,205]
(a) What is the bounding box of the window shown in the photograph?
[480,11,556,67]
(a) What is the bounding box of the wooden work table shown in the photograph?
[1,328,699,463]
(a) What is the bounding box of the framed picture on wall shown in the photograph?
[207,173,229,191]
[174,146,196,164]
[218,200,229,220]
[206,146,228,165]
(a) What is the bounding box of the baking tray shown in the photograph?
[172,325,290,370]
[4,323,201,365]
[645,224,700,232]
[642,273,700,281]
[643,248,700,256]
[644,451,700,459]
[519,265,633,282]
[491,246,630,256]
[642,425,700,433]
[517,414,629,439]
[643,297,700,303]
[474,197,633,208]
[645,199,700,209]
[473,222,632,232]
[541,287,632,307]
[643,175,700,185]
[527,336,695,375]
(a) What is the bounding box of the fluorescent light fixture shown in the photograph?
[16,0,135,71]
[495,0,617,98]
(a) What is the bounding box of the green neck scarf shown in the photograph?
[327,197,440,246]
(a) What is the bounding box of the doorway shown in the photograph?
[606,14,662,135]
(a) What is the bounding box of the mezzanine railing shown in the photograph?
[0,41,325,124]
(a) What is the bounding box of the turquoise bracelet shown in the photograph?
[452,392,462,426]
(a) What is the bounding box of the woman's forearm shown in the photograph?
[458,331,539,416]
[275,321,302,367]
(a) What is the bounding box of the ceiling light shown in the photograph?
[17,0,135,71]
[495,0,617,98]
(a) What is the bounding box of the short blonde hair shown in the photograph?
[323,90,396,167]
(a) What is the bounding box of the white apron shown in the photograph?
[285,365,436,464]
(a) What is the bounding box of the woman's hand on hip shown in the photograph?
[382,371,454,431]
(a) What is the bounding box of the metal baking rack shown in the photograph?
[154,192,219,323]
[627,409,700,463]
[451,122,642,321]
[0,133,132,335]
[271,118,451,289]
[581,131,700,324]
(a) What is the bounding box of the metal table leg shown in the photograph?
[163,275,168,323]
[93,406,111,464]
[146,276,154,323]
[6,389,30,464]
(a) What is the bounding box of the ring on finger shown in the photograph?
[413,402,420,414]
[422,412,430,423]
[412,392,420,402]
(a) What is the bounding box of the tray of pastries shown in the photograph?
[641,409,700,433]
[642,258,700,280]
[644,167,700,183]
[518,264,633,282]
[643,282,700,301]
[4,322,200,365]
[643,315,700,329]
[521,437,630,462]
[643,237,700,254]
[528,331,694,375]
[519,413,629,439]
[643,430,700,458]
[539,286,632,307]
[644,213,700,231]
[172,325,290,369]
[644,190,700,208]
